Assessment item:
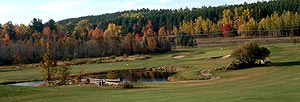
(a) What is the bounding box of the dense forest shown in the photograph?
[0,0,300,65]
[59,0,300,35]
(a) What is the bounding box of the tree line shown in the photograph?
[0,21,174,65]
[59,0,300,35]
[1,0,300,65]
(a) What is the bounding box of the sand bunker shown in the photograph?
[221,55,231,59]
[172,55,185,59]
[200,55,231,60]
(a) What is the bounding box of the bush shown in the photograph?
[232,42,270,66]
[290,34,299,46]
[215,30,223,37]
[121,82,134,89]
[57,64,71,85]
[106,71,118,79]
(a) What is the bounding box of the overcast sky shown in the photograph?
[0,0,260,24]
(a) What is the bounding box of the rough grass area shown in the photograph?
[1,43,300,102]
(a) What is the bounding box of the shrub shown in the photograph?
[121,82,134,89]
[290,34,299,46]
[215,30,223,37]
[232,42,270,66]
[106,71,118,79]
[57,64,71,85]
[74,68,84,84]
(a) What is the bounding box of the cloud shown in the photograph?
[109,0,175,11]
[0,5,24,15]
[152,0,173,4]
[116,0,145,9]
[38,0,87,11]
[33,0,93,22]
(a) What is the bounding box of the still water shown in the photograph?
[10,71,176,86]
[9,81,44,86]
[120,71,176,82]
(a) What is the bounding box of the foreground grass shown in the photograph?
[0,43,300,102]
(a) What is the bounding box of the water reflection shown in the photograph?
[9,71,176,86]
[9,81,44,86]
[120,71,176,82]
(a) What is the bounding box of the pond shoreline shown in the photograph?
[1,66,190,86]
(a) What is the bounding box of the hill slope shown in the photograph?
[58,0,300,34]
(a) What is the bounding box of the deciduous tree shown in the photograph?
[40,53,57,86]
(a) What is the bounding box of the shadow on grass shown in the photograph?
[267,61,300,67]
[0,69,21,72]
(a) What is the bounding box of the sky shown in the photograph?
[0,0,260,24]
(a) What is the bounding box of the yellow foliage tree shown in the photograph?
[40,53,57,86]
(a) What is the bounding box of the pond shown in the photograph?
[91,71,176,82]
[9,81,44,86]
[120,71,176,82]
[9,71,175,86]
[9,68,180,86]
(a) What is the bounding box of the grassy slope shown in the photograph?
[1,43,300,102]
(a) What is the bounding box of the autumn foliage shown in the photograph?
[1,4,300,65]
[219,24,232,37]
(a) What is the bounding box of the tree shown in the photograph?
[282,11,292,29]
[14,24,29,40]
[172,26,179,35]
[291,12,300,28]
[218,9,233,27]
[143,20,156,37]
[123,33,135,55]
[57,63,71,85]
[193,16,204,34]
[64,21,75,35]
[158,26,167,36]
[219,24,232,37]
[157,26,171,52]
[104,23,121,39]
[43,27,52,39]
[207,19,218,35]
[75,68,84,84]
[232,42,270,66]
[3,33,11,42]
[267,12,284,37]
[73,19,93,40]
[179,20,194,34]
[104,23,121,55]
[239,18,258,33]
[44,19,57,31]
[2,21,16,41]
[234,7,244,29]
[40,53,57,86]
[143,21,157,52]
[106,71,118,79]
[234,8,252,31]
[30,18,44,33]
[218,9,234,37]
[91,26,103,39]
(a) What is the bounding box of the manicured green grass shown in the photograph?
[0,45,233,83]
[1,43,300,102]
